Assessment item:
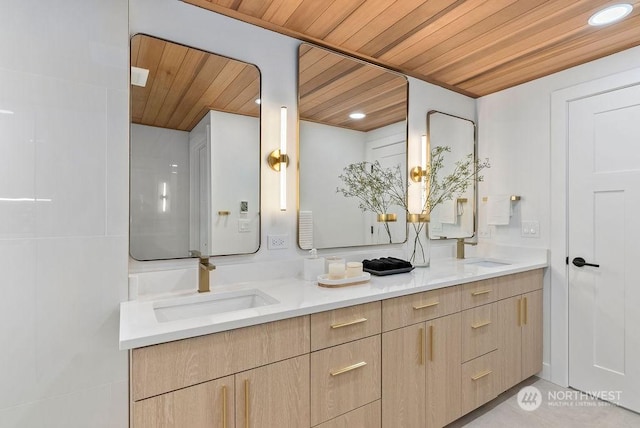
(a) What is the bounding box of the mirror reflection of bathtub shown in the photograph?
[426,111,477,240]
[297,43,408,250]
[129,34,261,261]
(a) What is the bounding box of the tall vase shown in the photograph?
[407,221,430,267]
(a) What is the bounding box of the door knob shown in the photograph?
[572,257,600,268]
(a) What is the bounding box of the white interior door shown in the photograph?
[568,84,640,411]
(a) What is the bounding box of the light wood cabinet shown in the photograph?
[315,400,381,428]
[311,335,381,425]
[132,375,234,428]
[381,313,461,428]
[129,269,543,428]
[461,350,498,414]
[497,288,543,392]
[236,354,310,428]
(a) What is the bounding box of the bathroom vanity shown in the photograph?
[121,258,545,428]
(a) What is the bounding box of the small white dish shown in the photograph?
[317,272,371,288]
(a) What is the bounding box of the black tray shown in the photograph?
[364,266,415,276]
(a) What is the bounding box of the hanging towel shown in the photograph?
[487,194,511,225]
[437,199,457,224]
[299,211,313,249]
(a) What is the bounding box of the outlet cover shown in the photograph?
[268,234,289,249]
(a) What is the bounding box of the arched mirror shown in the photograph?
[426,111,477,239]
[297,43,408,250]
[129,34,261,260]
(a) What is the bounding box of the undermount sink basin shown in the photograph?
[154,289,279,323]
[464,259,512,268]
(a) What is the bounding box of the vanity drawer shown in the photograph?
[461,278,497,310]
[382,286,460,332]
[314,400,381,428]
[461,350,498,415]
[496,269,544,300]
[461,303,497,362]
[311,301,381,351]
[131,315,310,401]
[310,335,381,426]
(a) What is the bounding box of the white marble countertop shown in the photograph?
[119,255,547,350]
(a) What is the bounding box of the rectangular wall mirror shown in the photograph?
[129,34,261,261]
[297,43,408,250]
[427,111,477,240]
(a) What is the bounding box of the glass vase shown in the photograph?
[407,221,430,267]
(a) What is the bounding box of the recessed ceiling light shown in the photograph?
[255,98,261,104]
[588,4,633,26]
[349,112,366,119]
[131,66,149,87]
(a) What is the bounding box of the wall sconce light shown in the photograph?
[410,135,428,183]
[408,135,430,222]
[268,106,290,211]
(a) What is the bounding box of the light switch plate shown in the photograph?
[238,219,250,233]
[521,221,540,238]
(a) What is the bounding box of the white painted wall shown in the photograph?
[130,124,191,260]
[0,0,129,427]
[476,44,640,385]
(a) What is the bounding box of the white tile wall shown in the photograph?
[0,1,129,427]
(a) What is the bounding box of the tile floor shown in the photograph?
[448,377,640,427]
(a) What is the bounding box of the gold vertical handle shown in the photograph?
[517,298,522,326]
[419,327,424,365]
[429,325,434,361]
[524,297,528,325]
[222,385,227,428]
[244,379,249,428]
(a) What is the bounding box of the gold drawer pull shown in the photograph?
[429,325,434,361]
[330,361,367,376]
[218,210,231,216]
[222,385,227,428]
[524,297,528,325]
[471,289,491,296]
[471,370,493,381]
[517,298,522,326]
[331,317,367,329]
[413,301,439,310]
[419,327,424,365]
[244,379,249,428]
[471,321,492,329]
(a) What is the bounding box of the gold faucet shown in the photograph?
[456,238,478,259]
[198,255,216,293]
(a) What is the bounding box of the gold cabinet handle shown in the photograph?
[471,321,492,329]
[244,379,249,428]
[471,370,493,381]
[330,317,367,329]
[419,327,424,365]
[218,210,231,216]
[413,301,439,310]
[222,385,227,428]
[517,298,522,327]
[471,289,491,296]
[429,325,434,361]
[330,361,367,376]
[524,297,528,325]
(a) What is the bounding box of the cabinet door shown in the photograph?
[521,289,543,380]
[426,313,462,428]
[497,296,522,393]
[382,323,425,428]
[132,375,234,428]
[235,354,310,428]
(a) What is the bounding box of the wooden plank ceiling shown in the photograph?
[299,44,407,132]
[184,0,640,98]
[131,34,260,131]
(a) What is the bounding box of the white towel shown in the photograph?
[487,194,511,225]
[299,211,313,249]
[437,199,457,224]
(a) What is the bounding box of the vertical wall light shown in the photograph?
[408,134,430,223]
[268,106,290,211]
